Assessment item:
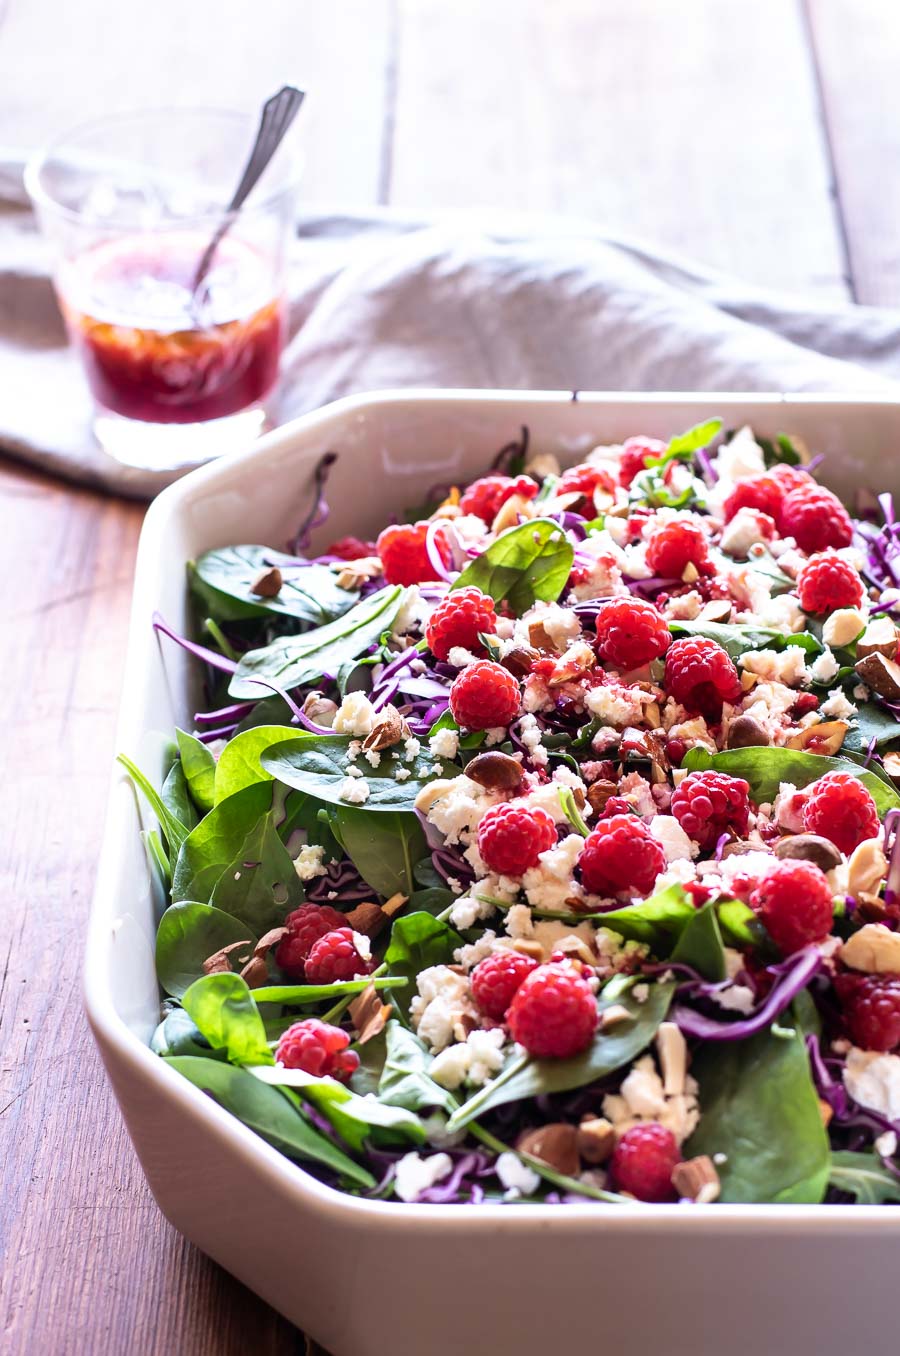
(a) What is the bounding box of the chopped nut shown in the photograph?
[501,645,541,678]
[819,1099,834,1128]
[855,652,900,701]
[250,565,283,597]
[344,902,388,937]
[823,607,866,650]
[362,706,409,752]
[586,780,618,814]
[576,1116,616,1164]
[525,451,561,479]
[492,493,536,534]
[671,1155,720,1204]
[857,891,890,923]
[644,701,662,729]
[840,922,900,974]
[349,984,392,1044]
[681,562,700,584]
[656,1021,687,1096]
[786,720,849,755]
[239,956,271,988]
[465,750,524,792]
[599,1003,634,1031]
[726,714,769,749]
[202,939,254,975]
[381,892,409,918]
[303,691,338,725]
[884,752,900,779]
[552,935,596,966]
[334,556,383,590]
[774,833,843,872]
[740,670,758,692]
[516,1123,580,1176]
[856,617,899,661]
[527,620,559,653]
[414,779,452,815]
[512,939,546,962]
[698,599,732,623]
[847,839,889,897]
[548,641,595,686]
[720,838,760,859]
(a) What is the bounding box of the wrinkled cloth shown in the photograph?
[3,154,900,499]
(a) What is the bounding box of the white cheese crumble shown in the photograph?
[447,645,482,669]
[807,647,840,685]
[496,1151,541,1199]
[338,776,371,804]
[403,736,422,762]
[521,833,585,911]
[332,691,377,737]
[649,814,698,862]
[449,892,496,931]
[429,728,460,760]
[740,647,808,687]
[292,844,327,881]
[393,1152,453,1202]
[819,687,858,720]
[430,1027,506,1089]
[843,1048,900,1122]
[517,712,549,766]
[410,965,476,1052]
[584,683,646,727]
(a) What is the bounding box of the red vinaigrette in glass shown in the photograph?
[59,232,284,426]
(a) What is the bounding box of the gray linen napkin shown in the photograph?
[3,155,900,500]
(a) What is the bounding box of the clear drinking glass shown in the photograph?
[26,109,300,470]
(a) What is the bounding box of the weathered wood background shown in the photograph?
[1,1,897,1351]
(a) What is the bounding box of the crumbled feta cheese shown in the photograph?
[853,683,869,701]
[529,602,582,651]
[820,687,858,720]
[505,904,535,940]
[454,930,499,970]
[710,983,756,1015]
[351,931,372,962]
[363,748,382,768]
[522,834,586,911]
[602,1053,701,1145]
[496,1151,541,1199]
[403,736,422,762]
[530,919,598,961]
[822,607,866,650]
[447,645,482,669]
[333,691,377,737]
[807,647,840,685]
[429,728,460,760]
[585,683,646,726]
[421,775,498,845]
[393,1152,453,1202]
[740,647,809,687]
[293,844,327,881]
[429,1027,505,1089]
[344,764,364,777]
[876,1130,898,1159]
[338,776,371,804]
[517,712,549,766]
[449,891,497,930]
[715,426,766,482]
[632,983,650,1004]
[843,1048,900,1122]
[721,507,772,558]
[395,767,411,782]
[410,965,476,1052]
[484,727,507,747]
[649,814,698,862]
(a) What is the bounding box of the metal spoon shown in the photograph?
[191,84,304,306]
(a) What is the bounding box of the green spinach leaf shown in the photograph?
[682,745,900,814]
[686,1028,830,1203]
[175,729,217,812]
[150,1008,225,1060]
[670,902,726,980]
[451,518,574,616]
[377,1021,457,1115]
[334,805,427,897]
[249,1064,426,1150]
[262,734,457,812]
[213,725,304,803]
[162,759,199,834]
[584,884,697,953]
[164,1056,373,1185]
[191,545,357,625]
[251,976,407,1005]
[118,753,191,862]
[668,621,821,660]
[156,901,256,998]
[181,973,273,1065]
[841,701,900,756]
[828,1151,900,1203]
[229,584,408,699]
[383,913,464,1019]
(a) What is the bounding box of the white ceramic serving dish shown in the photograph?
[87,390,900,1356]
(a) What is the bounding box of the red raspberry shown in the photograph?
[666,737,687,766]
[770,463,813,496]
[750,860,834,954]
[459,474,539,523]
[796,551,864,614]
[791,692,819,718]
[779,486,853,554]
[558,462,616,504]
[801,772,879,856]
[477,802,558,875]
[610,1123,681,1202]
[376,521,450,586]
[275,1018,359,1081]
[646,520,710,579]
[596,795,636,819]
[276,904,347,979]
[578,814,667,897]
[670,770,750,850]
[619,436,666,488]
[506,962,598,1057]
[304,927,374,985]
[327,535,375,561]
[663,635,741,720]
[449,660,520,730]
[593,597,671,671]
[425,586,497,661]
[834,971,900,1052]
[722,474,784,524]
[471,950,539,1019]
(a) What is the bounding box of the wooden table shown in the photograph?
[2,1,898,1351]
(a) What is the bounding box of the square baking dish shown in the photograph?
[86,390,900,1356]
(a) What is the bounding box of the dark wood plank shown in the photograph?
[0,466,301,1355]
[389,0,849,298]
[805,0,900,305]
[0,0,393,206]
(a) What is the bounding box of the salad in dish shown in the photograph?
[125,419,900,1207]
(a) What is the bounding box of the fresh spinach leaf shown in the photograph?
[686,1028,830,1203]
[333,805,427,898]
[407,886,456,917]
[262,734,457,812]
[173,782,274,901]
[164,1056,373,1186]
[828,1151,900,1203]
[668,620,821,660]
[162,759,199,833]
[229,584,408,699]
[249,1064,426,1150]
[156,901,256,998]
[428,708,484,750]
[683,745,900,815]
[717,897,767,949]
[841,701,900,756]
[663,418,723,464]
[150,1008,226,1060]
[175,728,217,812]
[213,725,304,803]
[671,902,726,981]
[118,752,191,862]
[383,913,464,1018]
[446,980,675,1132]
[251,976,407,1005]
[181,973,274,1065]
[451,518,574,616]
[190,545,358,624]
[585,884,697,952]
[377,1021,457,1115]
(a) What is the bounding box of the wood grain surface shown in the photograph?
[1,1,898,1352]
